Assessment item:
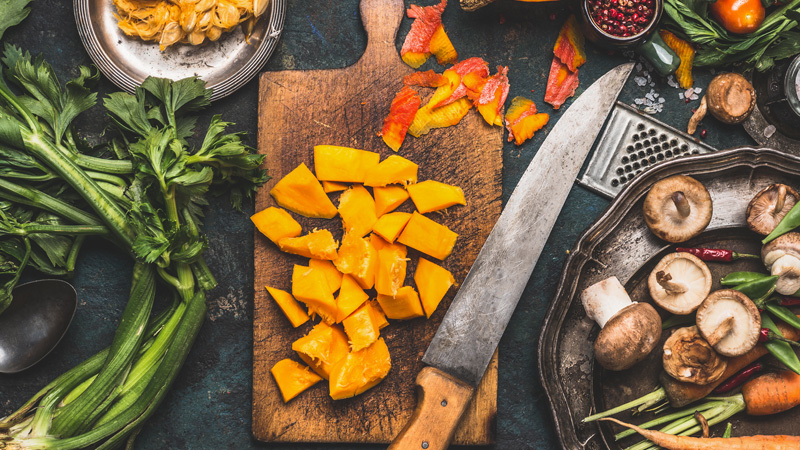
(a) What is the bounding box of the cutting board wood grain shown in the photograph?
[253,0,502,443]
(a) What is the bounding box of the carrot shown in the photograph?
[602,417,800,449]
[741,370,800,416]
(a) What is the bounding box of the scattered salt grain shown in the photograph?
[764,125,777,139]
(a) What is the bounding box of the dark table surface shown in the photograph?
[0,0,755,449]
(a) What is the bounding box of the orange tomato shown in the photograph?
[709,0,765,34]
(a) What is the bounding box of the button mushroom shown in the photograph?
[695,289,761,357]
[663,326,727,385]
[581,276,662,371]
[762,232,800,295]
[747,184,800,236]
[648,252,712,315]
[687,73,756,135]
[643,175,713,243]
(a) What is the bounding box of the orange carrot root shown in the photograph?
[741,370,800,416]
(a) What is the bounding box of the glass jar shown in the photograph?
[753,53,800,140]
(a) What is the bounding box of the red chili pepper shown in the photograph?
[782,297,800,306]
[759,327,770,342]
[676,247,760,262]
[713,361,763,394]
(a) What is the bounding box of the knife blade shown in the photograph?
[389,62,635,450]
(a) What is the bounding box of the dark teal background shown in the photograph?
[0,0,753,448]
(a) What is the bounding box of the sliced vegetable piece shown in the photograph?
[373,212,413,243]
[400,0,447,68]
[338,185,378,237]
[363,155,419,187]
[336,274,370,322]
[397,212,458,260]
[473,66,510,126]
[309,258,343,294]
[270,359,323,402]
[544,57,579,110]
[292,322,350,379]
[408,97,472,138]
[504,96,549,145]
[381,86,421,152]
[553,15,586,72]
[251,206,302,244]
[376,243,409,297]
[366,299,390,329]
[374,185,410,216]
[370,233,391,252]
[270,163,338,218]
[313,145,380,183]
[377,286,425,320]
[407,180,466,213]
[334,231,378,290]
[266,286,310,327]
[414,257,455,318]
[429,24,457,65]
[292,264,338,324]
[278,229,339,260]
[322,180,348,193]
[404,70,447,88]
[342,303,381,351]
[329,338,391,400]
[660,30,695,89]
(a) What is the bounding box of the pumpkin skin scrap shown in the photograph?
[373,185,410,217]
[406,180,466,214]
[265,286,310,328]
[335,274,370,323]
[375,243,408,297]
[363,155,419,187]
[342,302,382,351]
[278,229,338,260]
[291,265,338,324]
[292,322,350,380]
[333,232,378,290]
[397,212,458,260]
[250,207,301,244]
[270,163,337,219]
[338,185,378,237]
[313,145,380,183]
[308,258,343,295]
[377,285,425,320]
[329,338,392,400]
[270,359,323,402]
[372,212,412,243]
[414,258,455,318]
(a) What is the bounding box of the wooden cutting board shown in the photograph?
[252,0,502,444]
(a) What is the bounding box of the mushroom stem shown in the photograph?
[656,271,689,295]
[671,191,691,218]
[694,411,710,438]
[776,185,787,214]
[705,316,734,346]
[687,95,708,135]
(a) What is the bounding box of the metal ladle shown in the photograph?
[0,279,77,373]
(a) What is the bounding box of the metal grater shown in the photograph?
[578,102,717,198]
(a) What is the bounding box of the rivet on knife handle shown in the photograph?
[388,367,474,450]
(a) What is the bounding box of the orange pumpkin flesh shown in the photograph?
[265,286,310,328]
[414,258,455,318]
[335,274,369,323]
[375,243,408,297]
[342,303,381,351]
[338,185,378,237]
[292,265,338,324]
[329,338,391,400]
[397,212,458,260]
[278,229,339,260]
[406,180,466,214]
[309,259,343,295]
[270,359,323,402]
[322,180,348,193]
[373,186,410,217]
[363,155,419,187]
[366,299,390,330]
[292,322,350,380]
[270,163,338,219]
[313,145,380,183]
[377,286,425,320]
[372,212,412,243]
[251,207,302,244]
[333,232,378,290]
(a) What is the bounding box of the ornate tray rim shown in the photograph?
[537,147,800,449]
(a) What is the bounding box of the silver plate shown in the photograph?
[74,0,286,101]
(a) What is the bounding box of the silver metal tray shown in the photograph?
[74,0,286,101]
[539,148,800,449]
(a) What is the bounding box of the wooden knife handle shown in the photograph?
[388,367,475,450]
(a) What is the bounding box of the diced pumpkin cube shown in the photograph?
[322,180,348,193]
[309,259,342,294]
[336,274,369,322]
[270,163,338,219]
[406,181,466,214]
[366,299,390,330]
[265,286,310,328]
[292,322,350,380]
[370,233,390,252]
[377,286,424,320]
[397,212,458,260]
[251,207,301,244]
[372,212,412,243]
[271,359,323,402]
[374,186,410,216]
[338,185,378,237]
[414,258,455,318]
[314,145,380,183]
[278,229,338,260]
[334,232,377,290]
[342,303,381,351]
[292,265,338,324]
[329,338,391,400]
[363,155,419,187]
[376,244,408,297]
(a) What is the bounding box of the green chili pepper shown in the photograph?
[765,302,800,330]
[761,313,800,374]
[764,201,800,244]
[732,275,779,303]
[721,271,769,286]
[661,313,696,330]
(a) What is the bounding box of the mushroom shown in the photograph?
[581,276,662,371]
[643,175,713,243]
[747,184,800,236]
[662,326,727,385]
[762,232,800,295]
[648,252,712,315]
[687,73,756,135]
[695,289,761,357]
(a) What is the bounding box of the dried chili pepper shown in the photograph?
[782,297,800,306]
[721,271,769,286]
[712,362,763,394]
[676,247,760,262]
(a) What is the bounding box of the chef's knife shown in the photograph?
[388,62,635,450]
